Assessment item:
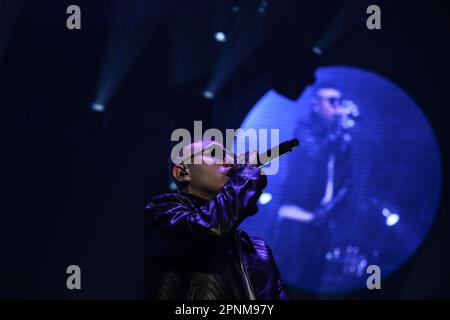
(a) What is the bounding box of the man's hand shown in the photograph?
[278,205,315,223]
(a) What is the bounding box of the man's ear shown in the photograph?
[172,165,191,183]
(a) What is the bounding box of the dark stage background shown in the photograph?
[1,0,450,299]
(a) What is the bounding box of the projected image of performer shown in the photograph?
[276,84,359,292]
[144,140,291,300]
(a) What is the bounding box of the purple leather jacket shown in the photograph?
[144,165,291,300]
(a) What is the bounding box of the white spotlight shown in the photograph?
[258,192,272,205]
[214,32,227,43]
[386,214,400,227]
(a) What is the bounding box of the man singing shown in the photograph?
[144,139,290,300]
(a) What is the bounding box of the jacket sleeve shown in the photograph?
[277,279,292,300]
[145,165,267,258]
[264,243,292,300]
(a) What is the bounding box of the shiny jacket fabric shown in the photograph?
[144,165,291,300]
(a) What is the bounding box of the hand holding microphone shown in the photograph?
[235,150,260,167]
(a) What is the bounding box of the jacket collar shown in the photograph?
[179,192,211,207]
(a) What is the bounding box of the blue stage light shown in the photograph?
[169,182,177,191]
[91,102,105,112]
[203,90,215,100]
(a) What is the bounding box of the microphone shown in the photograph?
[257,138,300,168]
[234,138,300,168]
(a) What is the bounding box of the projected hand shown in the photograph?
[278,205,314,223]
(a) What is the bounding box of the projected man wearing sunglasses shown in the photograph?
[144,140,290,300]
[277,84,355,292]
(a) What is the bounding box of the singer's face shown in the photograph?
[184,142,234,200]
[313,88,343,123]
